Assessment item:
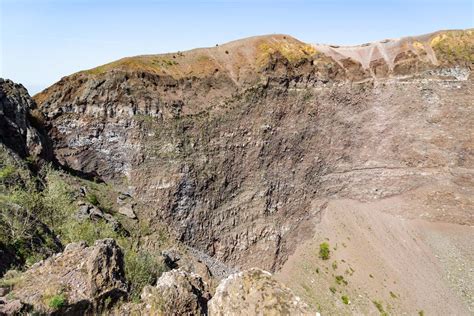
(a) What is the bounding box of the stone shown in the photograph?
[0,298,30,315]
[208,268,313,315]
[162,248,182,269]
[75,203,128,235]
[141,269,210,315]
[0,287,9,297]
[117,204,137,219]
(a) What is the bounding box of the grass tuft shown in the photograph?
[47,293,67,310]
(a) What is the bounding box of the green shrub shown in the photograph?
[319,242,330,260]
[48,293,67,310]
[0,200,31,245]
[60,219,118,246]
[41,170,75,231]
[341,295,350,304]
[125,249,167,300]
[85,193,99,207]
[0,165,16,183]
[329,286,336,294]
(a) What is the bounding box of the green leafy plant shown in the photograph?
[341,295,350,305]
[319,242,330,260]
[48,293,67,310]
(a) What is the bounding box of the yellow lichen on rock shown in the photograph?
[430,30,474,64]
[257,38,317,66]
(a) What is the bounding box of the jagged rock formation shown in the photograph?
[0,79,50,159]
[0,239,128,315]
[208,268,312,315]
[141,269,211,315]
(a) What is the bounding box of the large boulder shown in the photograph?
[0,239,128,315]
[208,268,313,316]
[141,269,211,315]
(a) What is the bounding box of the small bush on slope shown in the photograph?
[47,293,67,310]
[124,249,167,300]
[319,242,330,260]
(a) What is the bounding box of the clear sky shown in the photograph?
[1,0,472,95]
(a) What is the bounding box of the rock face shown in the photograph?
[0,239,128,314]
[0,79,50,159]
[33,29,474,274]
[208,268,312,315]
[141,269,211,315]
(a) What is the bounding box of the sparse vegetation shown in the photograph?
[431,30,474,64]
[332,261,338,270]
[341,295,350,305]
[319,242,330,260]
[0,162,64,265]
[329,286,337,294]
[335,275,348,286]
[0,153,166,300]
[257,39,317,66]
[0,270,23,289]
[372,300,388,316]
[0,165,16,183]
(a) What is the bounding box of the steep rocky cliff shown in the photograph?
[24,29,474,314]
[0,79,50,160]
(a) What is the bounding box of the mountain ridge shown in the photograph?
[36,28,473,86]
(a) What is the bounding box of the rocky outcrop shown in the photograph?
[0,79,50,159]
[141,269,211,315]
[76,200,128,235]
[208,268,312,315]
[33,29,474,274]
[0,239,128,315]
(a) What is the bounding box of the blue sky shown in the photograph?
[1,0,472,95]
